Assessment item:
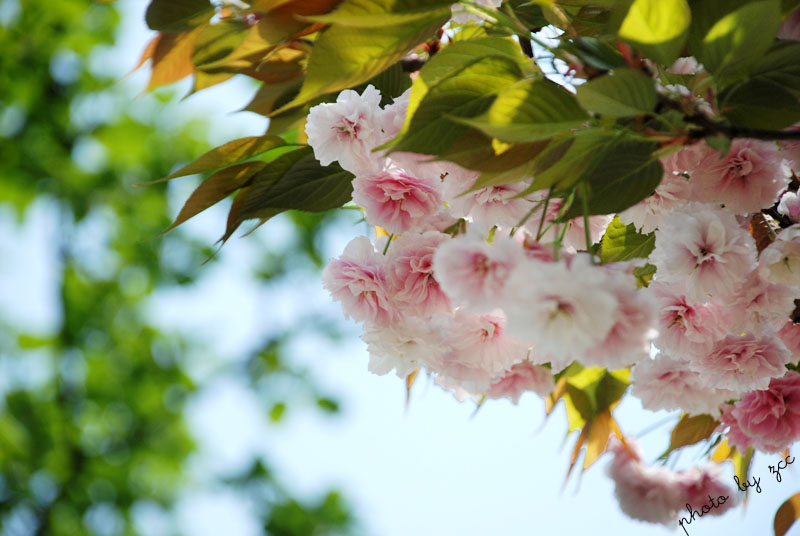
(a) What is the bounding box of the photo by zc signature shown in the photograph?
[679,455,795,535]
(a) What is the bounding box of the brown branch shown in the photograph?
[657,96,800,142]
[517,35,534,58]
[685,112,800,142]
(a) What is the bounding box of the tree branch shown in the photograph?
[685,112,800,142]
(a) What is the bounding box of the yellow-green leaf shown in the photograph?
[455,79,589,143]
[283,11,448,109]
[307,0,452,27]
[660,413,719,459]
[617,0,691,64]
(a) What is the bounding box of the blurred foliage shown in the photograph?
[0,1,357,534]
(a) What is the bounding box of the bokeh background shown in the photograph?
[1,1,798,534]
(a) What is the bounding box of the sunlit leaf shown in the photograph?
[600,216,655,263]
[617,0,690,64]
[455,79,589,143]
[659,413,720,459]
[282,10,448,109]
[583,410,612,470]
[689,0,782,81]
[391,56,522,155]
[307,0,452,27]
[147,29,202,91]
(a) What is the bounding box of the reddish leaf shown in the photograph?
[147,29,202,91]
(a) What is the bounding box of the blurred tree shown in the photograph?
[0,1,356,534]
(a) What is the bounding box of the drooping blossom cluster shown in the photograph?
[606,437,736,526]
[309,80,800,524]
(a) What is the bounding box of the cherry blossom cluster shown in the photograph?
[308,70,800,474]
[606,436,736,526]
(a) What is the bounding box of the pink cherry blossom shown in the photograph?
[306,85,385,175]
[690,139,790,214]
[352,169,442,234]
[362,317,445,377]
[758,225,800,286]
[385,231,452,318]
[322,236,399,326]
[677,464,737,518]
[432,233,523,312]
[778,191,800,223]
[631,353,735,416]
[720,371,800,453]
[380,88,410,142]
[584,267,658,369]
[778,321,800,361]
[649,281,729,360]
[439,166,535,231]
[502,255,618,364]
[484,361,555,403]
[721,271,797,333]
[689,333,790,393]
[651,203,757,301]
[667,57,701,75]
[435,311,530,391]
[606,437,685,525]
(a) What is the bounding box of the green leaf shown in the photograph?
[660,414,720,459]
[398,36,535,135]
[522,130,612,194]
[353,62,412,107]
[391,56,523,155]
[567,140,663,216]
[560,37,625,71]
[750,41,800,96]
[239,147,355,219]
[283,11,448,108]
[721,78,800,129]
[689,0,782,81]
[467,140,552,189]
[269,402,287,422]
[632,263,656,287]
[145,0,214,33]
[165,161,266,233]
[163,136,287,181]
[454,79,589,142]
[316,398,340,413]
[576,68,657,117]
[600,216,656,263]
[775,492,800,536]
[307,0,452,27]
[705,134,732,155]
[617,0,691,64]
